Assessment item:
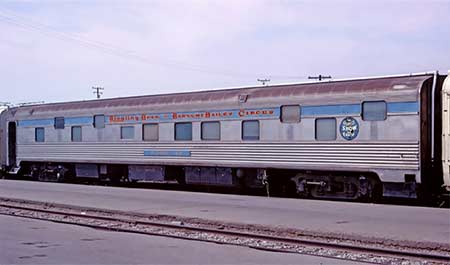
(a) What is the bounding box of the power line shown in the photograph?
[0,7,307,81]
[16,101,45,106]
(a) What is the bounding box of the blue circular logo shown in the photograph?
[340,117,359,140]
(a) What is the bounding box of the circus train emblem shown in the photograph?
[340,117,359,140]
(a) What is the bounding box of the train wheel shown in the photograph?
[291,173,380,201]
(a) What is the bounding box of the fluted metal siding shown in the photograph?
[17,142,419,170]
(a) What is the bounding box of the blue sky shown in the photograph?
[0,0,449,105]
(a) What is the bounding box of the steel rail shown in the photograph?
[0,202,448,263]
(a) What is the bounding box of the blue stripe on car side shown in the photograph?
[17,119,54,127]
[16,101,419,127]
[302,102,418,116]
[17,117,93,127]
[65,116,93,125]
[387,101,419,113]
[302,104,361,116]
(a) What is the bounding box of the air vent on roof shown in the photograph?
[239,94,248,103]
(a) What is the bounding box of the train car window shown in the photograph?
[54,117,65,129]
[71,126,82,142]
[362,101,387,121]
[201,121,220,140]
[315,118,336,140]
[94,115,105,128]
[143,123,159,141]
[121,126,135,140]
[175,122,192,141]
[242,120,260,140]
[35,127,45,142]
[281,105,301,123]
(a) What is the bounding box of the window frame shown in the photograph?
[35,127,45,142]
[201,121,221,140]
[174,122,193,141]
[71,126,82,142]
[361,101,387,121]
[142,123,159,141]
[120,126,135,140]
[54,117,65,129]
[315,117,337,141]
[280,105,301,123]
[93,114,105,128]
[242,120,260,141]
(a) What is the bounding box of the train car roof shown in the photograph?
[7,73,437,115]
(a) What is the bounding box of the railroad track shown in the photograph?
[0,197,449,265]
[4,176,448,208]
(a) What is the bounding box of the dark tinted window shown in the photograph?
[71,126,82,142]
[121,126,135,139]
[201,122,220,140]
[143,124,158,141]
[54,117,64,129]
[35,127,45,142]
[315,118,336,140]
[175,122,192,141]
[362,101,387,121]
[94,115,105,128]
[242,120,259,140]
[281,105,301,123]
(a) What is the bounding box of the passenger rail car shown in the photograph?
[1,72,450,201]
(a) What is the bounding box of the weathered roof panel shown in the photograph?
[11,74,431,115]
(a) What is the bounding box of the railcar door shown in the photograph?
[8,121,16,167]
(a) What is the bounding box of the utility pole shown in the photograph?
[257,78,270,86]
[308,75,332,81]
[92,87,104,99]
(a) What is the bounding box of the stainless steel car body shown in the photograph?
[0,73,440,187]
